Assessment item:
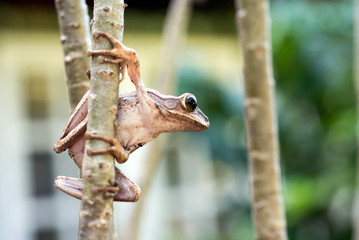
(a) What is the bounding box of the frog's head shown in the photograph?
[148,90,210,132]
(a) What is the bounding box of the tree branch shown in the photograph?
[235,0,288,239]
[55,0,90,111]
[78,0,125,239]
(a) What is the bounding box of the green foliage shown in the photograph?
[272,1,355,239]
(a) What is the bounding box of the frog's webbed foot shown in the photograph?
[85,131,129,164]
[54,167,141,202]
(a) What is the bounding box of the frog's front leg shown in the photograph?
[85,131,129,164]
[87,31,147,98]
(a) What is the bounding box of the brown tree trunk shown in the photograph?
[78,0,125,239]
[235,0,288,239]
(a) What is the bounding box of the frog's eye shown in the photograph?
[183,94,197,112]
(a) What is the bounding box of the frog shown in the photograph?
[53,31,209,202]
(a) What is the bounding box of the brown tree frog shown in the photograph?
[53,31,209,202]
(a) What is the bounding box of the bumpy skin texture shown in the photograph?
[54,32,209,202]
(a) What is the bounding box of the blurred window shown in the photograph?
[30,151,53,196]
[34,228,57,240]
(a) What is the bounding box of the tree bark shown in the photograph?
[78,0,125,239]
[235,0,287,239]
[55,0,90,111]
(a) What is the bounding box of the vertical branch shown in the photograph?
[127,0,193,238]
[353,0,359,239]
[78,0,125,239]
[55,0,90,111]
[235,0,287,239]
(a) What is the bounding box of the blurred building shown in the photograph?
[1,1,355,239]
[0,30,81,240]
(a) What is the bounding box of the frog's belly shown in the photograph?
[116,95,161,151]
[117,111,159,151]
[119,126,159,151]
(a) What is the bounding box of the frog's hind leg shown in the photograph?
[113,167,141,202]
[91,167,141,202]
[54,176,82,200]
[54,167,141,202]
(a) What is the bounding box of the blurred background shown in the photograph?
[0,0,355,239]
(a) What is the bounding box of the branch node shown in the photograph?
[237,9,246,19]
[84,169,92,178]
[246,42,269,60]
[100,70,116,81]
[80,210,91,218]
[250,151,269,162]
[71,22,80,29]
[253,200,266,210]
[88,219,107,229]
[245,98,261,120]
[60,35,67,43]
[98,162,104,169]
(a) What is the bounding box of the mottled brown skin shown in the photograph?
[54,31,209,202]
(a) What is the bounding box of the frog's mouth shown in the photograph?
[162,105,210,132]
[186,107,210,131]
